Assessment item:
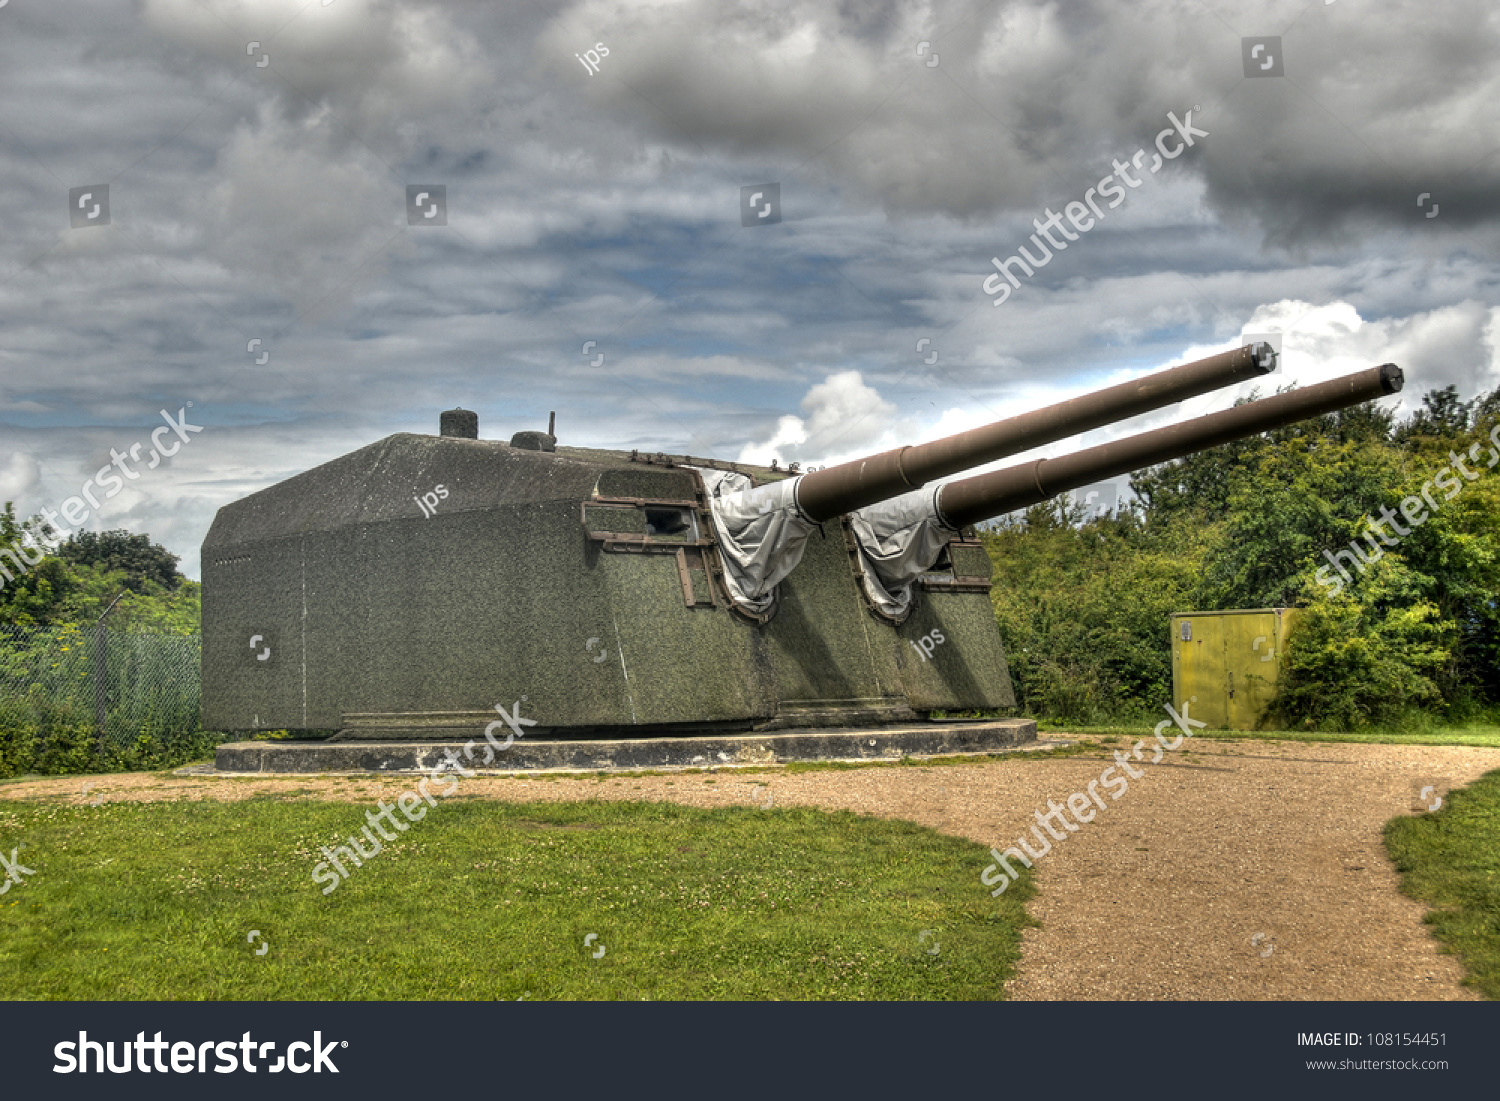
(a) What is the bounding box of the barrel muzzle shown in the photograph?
[936,364,1404,528]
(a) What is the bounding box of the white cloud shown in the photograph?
[1168,298,1500,415]
[143,0,485,308]
[737,299,1500,491]
[2,2,1498,578]
[737,369,899,464]
[0,453,41,507]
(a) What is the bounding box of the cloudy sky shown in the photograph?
[1,0,1497,577]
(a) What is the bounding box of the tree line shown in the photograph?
[0,511,197,634]
[981,384,1500,730]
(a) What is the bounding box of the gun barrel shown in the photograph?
[934,363,1403,528]
[794,344,1276,522]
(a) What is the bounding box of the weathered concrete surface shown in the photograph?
[213,718,1038,773]
[201,433,1015,736]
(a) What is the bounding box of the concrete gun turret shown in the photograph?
[201,348,1399,744]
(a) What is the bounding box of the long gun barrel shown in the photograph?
[847,364,1403,619]
[936,364,1404,527]
[794,344,1278,522]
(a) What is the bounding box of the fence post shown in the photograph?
[95,591,126,755]
[93,621,106,739]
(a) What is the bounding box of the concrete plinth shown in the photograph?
[212,718,1038,774]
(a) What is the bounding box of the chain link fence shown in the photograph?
[0,623,219,776]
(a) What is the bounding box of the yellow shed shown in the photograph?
[1170,608,1300,730]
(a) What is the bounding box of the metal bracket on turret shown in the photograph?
[916,532,993,595]
[581,487,728,608]
[628,449,769,487]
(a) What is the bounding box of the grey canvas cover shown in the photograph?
[693,468,818,614]
[847,486,958,618]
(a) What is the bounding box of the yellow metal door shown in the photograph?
[1171,613,1228,729]
[1224,610,1280,729]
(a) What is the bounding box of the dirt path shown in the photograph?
[2,736,1493,1000]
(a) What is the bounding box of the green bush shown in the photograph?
[1269,595,1448,730]
[984,386,1500,731]
[984,503,1209,725]
[0,715,221,779]
[0,622,213,779]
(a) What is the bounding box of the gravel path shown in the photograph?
[3,735,1493,1000]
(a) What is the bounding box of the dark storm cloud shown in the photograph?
[544,0,1500,241]
[0,0,1495,577]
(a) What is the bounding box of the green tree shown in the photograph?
[0,502,74,626]
[59,530,183,592]
[1393,384,1472,445]
[983,383,1500,730]
[0,504,199,633]
[1198,430,1405,609]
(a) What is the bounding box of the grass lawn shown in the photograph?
[1384,767,1500,999]
[0,796,1032,1000]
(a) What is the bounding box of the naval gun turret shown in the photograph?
[201,347,1398,742]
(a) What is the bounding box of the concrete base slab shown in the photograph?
[213,718,1038,774]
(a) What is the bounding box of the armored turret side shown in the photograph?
[203,437,782,735]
